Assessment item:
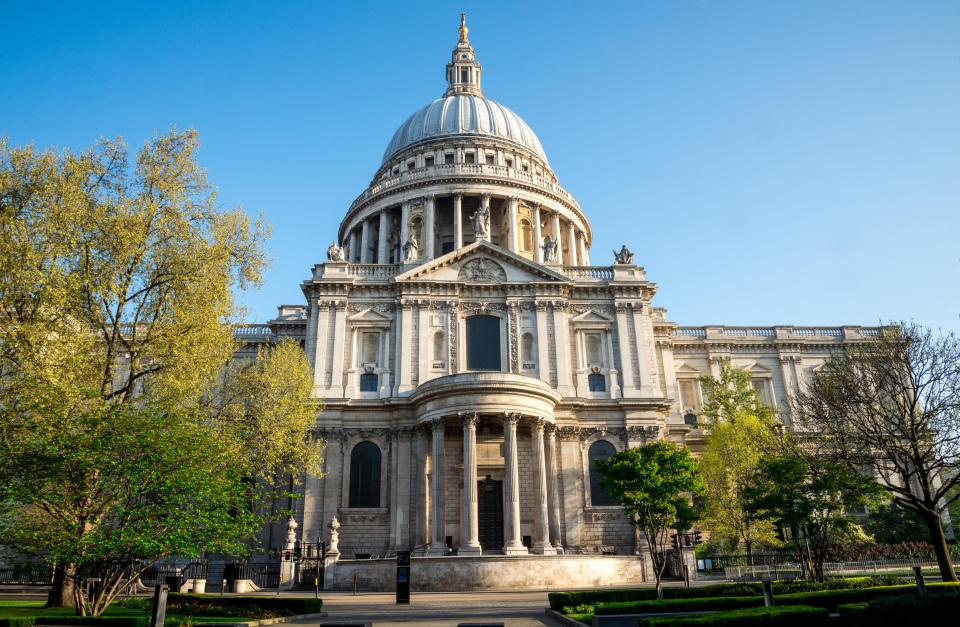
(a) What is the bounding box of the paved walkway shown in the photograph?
[286,590,565,626]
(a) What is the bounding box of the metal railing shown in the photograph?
[726,556,960,581]
[0,564,53,585]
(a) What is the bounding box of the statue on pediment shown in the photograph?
[402,234,419,262]
[470,205,490,240]
[541,235,557,263]
[326,241,344,261]
[613,244,634,265]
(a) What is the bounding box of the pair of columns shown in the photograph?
[427,413,561,556]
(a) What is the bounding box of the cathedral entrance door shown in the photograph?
[477,475,504,553]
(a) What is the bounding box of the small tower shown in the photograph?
[445,13,482,96]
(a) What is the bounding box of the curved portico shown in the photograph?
[410,373,562,557]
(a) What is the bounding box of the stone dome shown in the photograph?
[382,95,548,165]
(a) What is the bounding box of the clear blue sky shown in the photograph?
[3,1,958,331]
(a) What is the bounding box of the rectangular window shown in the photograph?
[444,152,454,164]
[485,154,495,165]
[359,373,378,392]
[505,157,514,168]
[424,155,434,167]
[460,68,468,83]
[752,378,773,406]
[465,152,475,164]
[466,315,501,371]
[678,379,702,411]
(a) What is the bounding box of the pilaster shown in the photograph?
[327,300,347,397]
[533,204,544,263]
[424,195,436,258]
[453,193,463,250]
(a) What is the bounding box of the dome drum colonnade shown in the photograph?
[337,14,591,268]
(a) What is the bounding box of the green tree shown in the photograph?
[864,503,931,544]
[698,361,781,562]
[595,441,704,599]
[791,322,960,582]
[743,453,884,582]
[0,132,322,614]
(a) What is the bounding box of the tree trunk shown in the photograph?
[46,563,77,610]
[921,508,958,582]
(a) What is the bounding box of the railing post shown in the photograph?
[913,566,926,595]
[762,579,775,607]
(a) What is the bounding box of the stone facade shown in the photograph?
[244,19,881,565]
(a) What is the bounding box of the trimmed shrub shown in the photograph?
[0,619,37,627]
[118,594,322,618]
[548,576,908,612]
[837,591,960,627]
[591,582,960,616]
[637,605,830,626]
[34,618,148,627]
[594,596,762,616]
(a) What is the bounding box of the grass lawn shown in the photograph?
[0,601,257,624]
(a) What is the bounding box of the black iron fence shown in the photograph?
[0,563,53,585]
[229,562,280,589]
[138,561,208,587]
[695,551,796,574]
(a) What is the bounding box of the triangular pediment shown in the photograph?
[395,240,568,284]
[571,310,614,324]
[675,363,702,375]
[347,307,392,323]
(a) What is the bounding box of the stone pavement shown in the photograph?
[286,590,566,626]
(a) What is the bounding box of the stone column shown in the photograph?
[428,418,447,555]
[459,413,481,554]
[377,209,389,264]
[615,302,638,396]
[349,229,359,263]
[453,193,463,250]
[578,233,589,266]
[533,204,543,263]
[392,428,412,549]
[544,424,564,553]
[400,202,410,254]
[360,218,371,263]
[328,301,347,397]
[507,196,519,254]
[424,195,436,259]
[415,426,431,549]
[397,302,414,394]
[567,222,579,265]
[530,418,557,554]
[502,413,527,554]
[551,213,564,264]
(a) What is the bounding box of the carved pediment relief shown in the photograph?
[458,258,507,283]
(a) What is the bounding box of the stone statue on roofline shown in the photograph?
[403,233,419,262]
[541,235,557,263]
[470,205,490,240]
[613,244,635,265]
[326,241,344,261]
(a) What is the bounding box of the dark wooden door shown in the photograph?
[477,476,504,552]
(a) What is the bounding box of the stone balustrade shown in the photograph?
[672,325,884,341]
[347,163,585,224]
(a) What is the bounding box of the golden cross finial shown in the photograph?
[458,12,469,43]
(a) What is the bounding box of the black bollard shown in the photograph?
[762,579,775,607]
[913,566,926,595]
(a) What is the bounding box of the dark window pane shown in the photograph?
[466,315,501,371]
[349,441,381,508]
[359,373,378,392]
[588,373,606,392]
[589,440,617,506]
[684,413,698,428]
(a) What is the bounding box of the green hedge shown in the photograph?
[0,619,37,627]
[595,596,761,616]
[547,575,907,611]
[591,582,960,617]
[837,591,960,627]
[34,618,148,627]
[637,605,830,626]
[118,594,322,618]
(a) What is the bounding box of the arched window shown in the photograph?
[588,440,617,506]
[349,441,381,508]
[588,373,606,392]
[433,331,445,364]
[521,333,534,362]
[466,315,501,371]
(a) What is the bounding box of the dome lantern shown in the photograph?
[445,13,482,97]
